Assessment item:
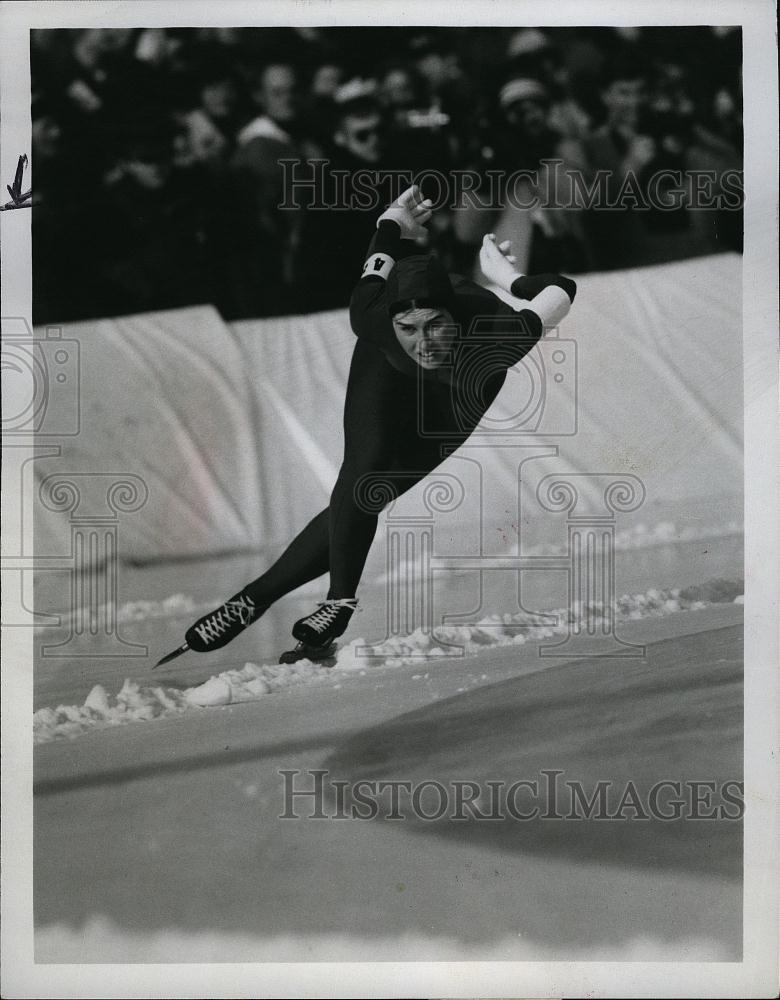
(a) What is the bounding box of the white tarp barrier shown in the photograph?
[234,253,742,565]
[33,306,263,562]
[232,308,350,545]
[33,254,741,565]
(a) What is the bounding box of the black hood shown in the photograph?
[386,254,455,317]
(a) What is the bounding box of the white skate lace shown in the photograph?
[194,595,256,645]
[304,598,359,634]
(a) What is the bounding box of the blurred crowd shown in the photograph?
[31,26,743,324]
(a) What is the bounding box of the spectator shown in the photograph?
[40,29,137,184]
[332,80,385,167]
[378,63,419,122]
[307,62,345,146]
[505,29,592,143]
[640,59,696,238]
[454,78,589,275]
[231,63,307,316]
[95,118,215,314]
[312,63,344,100]
[408,32,470,163]
[376,61,456,184]
[296,81,391,311]
[581,55,656,269]
[409,32,463,108]
[237,62,299,145]
[29,26,744,324]
[196,68,245,153]
[495,78,589,273]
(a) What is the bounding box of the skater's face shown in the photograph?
[392,307,457,369]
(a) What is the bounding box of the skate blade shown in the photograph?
[153,643,189,668]
[279,641,337,665]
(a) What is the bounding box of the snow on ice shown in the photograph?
[33,579,743,745]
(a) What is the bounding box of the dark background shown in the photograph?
[31,25,742,325]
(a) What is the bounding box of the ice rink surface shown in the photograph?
[28,252,746,963]
[33,548,743,963]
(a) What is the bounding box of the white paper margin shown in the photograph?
[1,2,777,997]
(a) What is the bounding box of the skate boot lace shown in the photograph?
[194,594,256,645]
[305,598,359,634]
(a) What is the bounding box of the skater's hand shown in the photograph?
[479,233,520,291]
[377,185,434,242]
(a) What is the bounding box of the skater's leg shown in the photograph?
[289,354,506,648]
[193,339,413,612]
[327,340,413,599]
[163,505,331,662]
[245,364,496,607]
[243,507,330,606]
[242,338,411,607]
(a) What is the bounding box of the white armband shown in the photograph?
[529,285,572,328]
[361,253,395,281]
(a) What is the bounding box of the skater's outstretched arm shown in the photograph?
[479,233,577,329]
[350,185,434,343]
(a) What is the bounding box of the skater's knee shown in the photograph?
[352,471,401,514]
[331,465,400,514]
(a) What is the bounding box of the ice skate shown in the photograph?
[291,597,359,646]
[154,591,267,667]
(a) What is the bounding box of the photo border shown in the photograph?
[2,1,777,997]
